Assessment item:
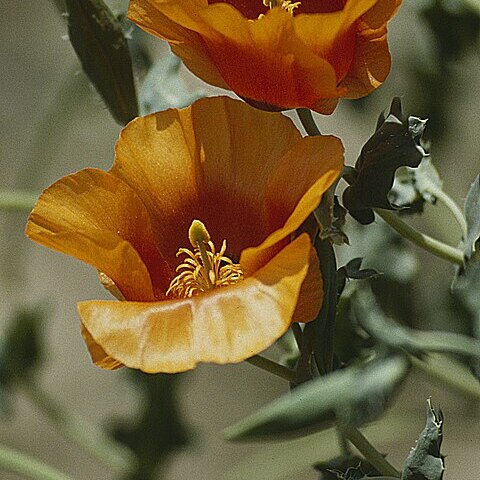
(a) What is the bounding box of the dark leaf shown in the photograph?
[139,51,207,115]
[337,258,381,296]
[296,237,338,383]
[65,0,138,124]
[110,371,189,480]
[401,400,444,480]
[342,98,427,224]
[224,356,408,441]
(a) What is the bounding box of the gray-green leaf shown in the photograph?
[224,356,408,441]
[401,400,444,480]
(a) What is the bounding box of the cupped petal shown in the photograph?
[240,135,344,275]
[26,169,170,301]
[131,0,340,109]
[78,234,313,373]
[128,0,228,89]
[339,25,391,98]
[112,96,303,258]
[337,0,402,98]
[81,324,123,370]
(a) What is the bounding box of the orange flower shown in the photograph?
[26,97,343,373]
[128,0,401,114]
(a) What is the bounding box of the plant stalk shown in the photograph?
[246,354,296,382]
[0,443,74,480]
[0,190,37,212]
[296,108,321,136]
[375,208,464,266]
[342,425,401,478]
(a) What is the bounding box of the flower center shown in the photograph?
[166,220,244,298]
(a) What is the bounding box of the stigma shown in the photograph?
[166,220,244,298]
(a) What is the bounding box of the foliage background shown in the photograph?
[0,0,479,478]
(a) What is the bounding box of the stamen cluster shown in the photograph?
[166,233,244,299]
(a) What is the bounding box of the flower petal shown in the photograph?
[240,135,344,275]
[112,96,304,258]
[128,0,229,89]
[78,233,313,373]
[81,324,123,370]
[26,169,170,300]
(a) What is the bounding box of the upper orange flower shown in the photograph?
[128,0,401,114]
[26,97,343,373]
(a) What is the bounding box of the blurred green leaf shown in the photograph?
[401,400,444,480]
[0,306,45,412]
[139,52,207,115]
[110,371,189,480]
[354,288,480,360]
[342,98,427,224]
[65,0,138,125]
[422,0,480,64]
[224,356,408,441]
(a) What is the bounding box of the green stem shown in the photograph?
[296,108,321,136]
[0,443,73,480]
[430,186,468,239]
[409,354,480,400]
[342,425,401,478]
[246,354,296,382]
[21,381,134,472]
[375,208,464,266]
[0,190,37,212]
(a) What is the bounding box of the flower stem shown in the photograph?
[21,380,135,472]
[296,108,321,136]
[0,443,74,480]
[0,190,37,212]
[375,208,464,266]
[430,186,468,239]
[341,425,401,478]
[246,354,296,382]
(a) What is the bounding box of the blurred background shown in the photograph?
[1,0,479,479]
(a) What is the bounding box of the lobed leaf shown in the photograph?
[342,98,427,224]
[401,400,444,480]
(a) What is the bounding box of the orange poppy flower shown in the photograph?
[26,97,343,373]
[128,0,401,114]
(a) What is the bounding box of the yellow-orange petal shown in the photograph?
[339,25,391,99]
[128,0,228,89]
[81,324,123,370]
[241,135,344,275]
[26,169,170,301]
[111,96,303,258]
[78,234,313,373]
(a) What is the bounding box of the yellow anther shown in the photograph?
[166,220,244,299]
